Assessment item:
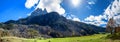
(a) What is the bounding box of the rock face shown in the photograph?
[3,9,105,38]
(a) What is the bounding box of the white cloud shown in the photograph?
[84,15,107,26]
[114,15,120,25]
[104,0,120,26]
[72,17,80,22]
[111,0,120,14]
[104,0,120,19]
[88,1,95,5]
[25,0,65,15]
[63,13,80,22]
[25,0,39,9]
[84,21,107,26]
[85,15,95,21]
[25,0,81,22]
[84,0,120,26]
[85,15,107,21]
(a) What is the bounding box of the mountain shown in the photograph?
[30,8,47,17]
[2,9,105,38]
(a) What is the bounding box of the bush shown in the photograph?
[26,28,40,38]
[49,32,62,38]
[3,23,14,30]
[0,30,10,37]
[107,32,120,39]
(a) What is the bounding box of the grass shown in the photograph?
[1,34,120,42]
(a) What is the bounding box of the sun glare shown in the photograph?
[71,0,81,7]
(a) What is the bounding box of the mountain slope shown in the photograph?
[3,9,105,38]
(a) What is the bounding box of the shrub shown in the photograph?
[0,30,10,37]
[3,23,14,30]
[107,32,120,40]
[49,32,61,38]
[26,28,40,38]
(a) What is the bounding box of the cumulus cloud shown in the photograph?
[72,17,80,22]
[63,13,80,22]
[114,15,120,25]
[84,15,107,26]
[104,0,120,19]
[25,0,65,15]
[84,20,107,26]
[85,15,95,21]
[85,15,107,21]
[25,0,81,22]
[84,0,120,26]
[25,0,39,9]
[104,0,120,27]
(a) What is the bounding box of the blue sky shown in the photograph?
[62,0,113,20]
[1,0,120,27]
[0,0,34,22]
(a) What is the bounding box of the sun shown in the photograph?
[71,0,81,7]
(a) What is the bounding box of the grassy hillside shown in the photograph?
[1,34,120,42]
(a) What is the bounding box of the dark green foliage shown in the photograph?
[0,23,3,28]
[107,32,120,39]
[0,23,14,30]
[3,23,14,30]
[49,32,61,38]
[26,28,40,38]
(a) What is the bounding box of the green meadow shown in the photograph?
[1,34,120,42]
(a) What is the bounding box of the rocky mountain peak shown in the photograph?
[30,8,47,17]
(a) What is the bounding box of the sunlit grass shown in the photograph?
[1,34,120,42]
